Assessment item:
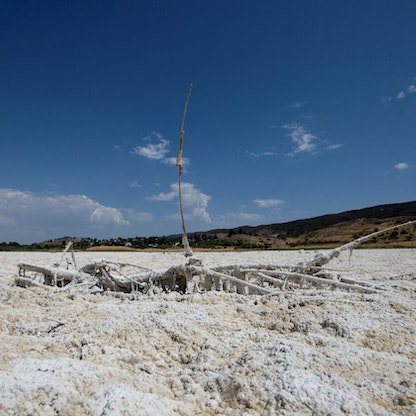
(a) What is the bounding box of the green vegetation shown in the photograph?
[2,212,414,251]
[0,241,22,251]
[0,234,272,251]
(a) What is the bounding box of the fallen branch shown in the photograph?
[18,263,84,286]
[299,220,416,270]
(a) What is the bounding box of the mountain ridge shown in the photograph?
[3,200,414,250]
[203,200,416,237]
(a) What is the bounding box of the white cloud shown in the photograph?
[163,156,189,166]
[129,181,143,188]
[254,199,284,208]
[390,80,416,101]
[282,123,318,154]
[326,143,343,150]
[173,182,211,223]
[90,206,129,225]
[0,190,128,225]
[0,188,152,243]
[149,182,211,222]
[150,131,164,140]
[131,132,190,168]
[247,151,278,158]
[148,189,177,202]
[394,162,409,170]
[408,84,416,94]
[131,138,170,160]
[382,78,416,103]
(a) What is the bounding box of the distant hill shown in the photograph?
[3,200,414,251]
[193,200,416,249]
[205,200,416,236]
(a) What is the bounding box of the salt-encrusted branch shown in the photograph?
[15,204,414,296]
[56,241,77,269]
[176,84,193,257]
[300,220,416,269]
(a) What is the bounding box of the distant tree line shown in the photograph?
[0,234,268,251]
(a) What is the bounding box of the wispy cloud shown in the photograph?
[326,143,343,150]
[131,136,170,160]
[397,83,416,100]
[289,101,308,109]
[129,181,143,188]
[149,182,211,223]
[247,151,278,158]
[131,132,189,167]
[394,162,409,170]
[254,199,284,208]
[282,123,318,154]
[383,78,416,102]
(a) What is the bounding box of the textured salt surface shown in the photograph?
[0,249,415,415]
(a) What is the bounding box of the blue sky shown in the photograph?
[1,0,415,244]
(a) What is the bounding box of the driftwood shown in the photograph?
[15,220,415,296]
[18,263,84,286]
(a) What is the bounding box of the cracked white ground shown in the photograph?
[0,249,415,415]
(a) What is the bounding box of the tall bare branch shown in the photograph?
[176,84,193,257]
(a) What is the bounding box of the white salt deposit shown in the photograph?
[0,249,415,415]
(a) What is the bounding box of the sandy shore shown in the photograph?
[0,249,415,415]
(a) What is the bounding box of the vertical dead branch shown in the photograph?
[57,241,77,269]
[176,84,193,257]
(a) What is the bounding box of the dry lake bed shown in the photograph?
[0,249,415,415]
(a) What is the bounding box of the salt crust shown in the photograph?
[0,249,415,415]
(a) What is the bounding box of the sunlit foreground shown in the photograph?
[0,249,415,415]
